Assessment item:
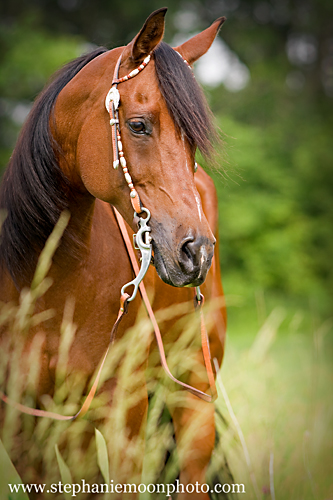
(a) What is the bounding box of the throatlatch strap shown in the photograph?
[113,208,217,403]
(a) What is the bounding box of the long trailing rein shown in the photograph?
[0,49,217,421]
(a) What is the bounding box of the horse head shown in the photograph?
[54,8,224,288]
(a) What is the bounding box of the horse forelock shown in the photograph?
[153,42,218,160]
[0,47,108,286]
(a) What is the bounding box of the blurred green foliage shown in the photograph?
[0,22,83,100]
[0,19,83,166]
[0,1,332,316]
[212,111,332,306]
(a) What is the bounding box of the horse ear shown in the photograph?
[174,17,226,65]
[125,8,167,64]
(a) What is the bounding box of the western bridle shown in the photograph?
[107,49,216,401]
[0,49,217,421]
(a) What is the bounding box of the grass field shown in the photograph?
[215,288,333,500]
[0,219,332,499]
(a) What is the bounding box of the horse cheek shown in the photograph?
[76,117,118,203]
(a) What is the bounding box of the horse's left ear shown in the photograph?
[174,17,226,65]
[124,8,167,65]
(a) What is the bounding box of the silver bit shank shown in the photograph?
[121,208,152,302]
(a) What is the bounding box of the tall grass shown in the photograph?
[215,295,333,500]
[0,213,229,499]
[1,213,332,499]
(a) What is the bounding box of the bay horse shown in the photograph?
[0,8,226,498]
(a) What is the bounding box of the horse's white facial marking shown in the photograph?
[194,190,203,222]
[181,134,203,222]
[197,246,208,281]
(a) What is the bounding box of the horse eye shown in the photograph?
[128,121,146,134]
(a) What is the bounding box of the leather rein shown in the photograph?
[0,50,217,421]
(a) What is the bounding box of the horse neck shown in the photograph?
[67,191,96,246]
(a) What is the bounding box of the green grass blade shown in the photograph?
[55,444,73,500]
[0,439,29,500]
[31,211,70,291]
[95,428,110,485]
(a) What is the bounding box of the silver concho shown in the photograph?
[105,87,120,112]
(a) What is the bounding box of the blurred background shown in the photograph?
[0,0,332,497]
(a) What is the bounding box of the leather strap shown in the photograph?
[113,208,217,402]
[194,293,217,399]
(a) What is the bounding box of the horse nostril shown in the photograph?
[176,235,214,285]
[181,237,195,261]
[179,236,206,273]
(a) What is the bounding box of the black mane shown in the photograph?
[154,42,218,159]
[0,47,108,286]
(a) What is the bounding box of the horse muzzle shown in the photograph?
[152,233,215,288]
